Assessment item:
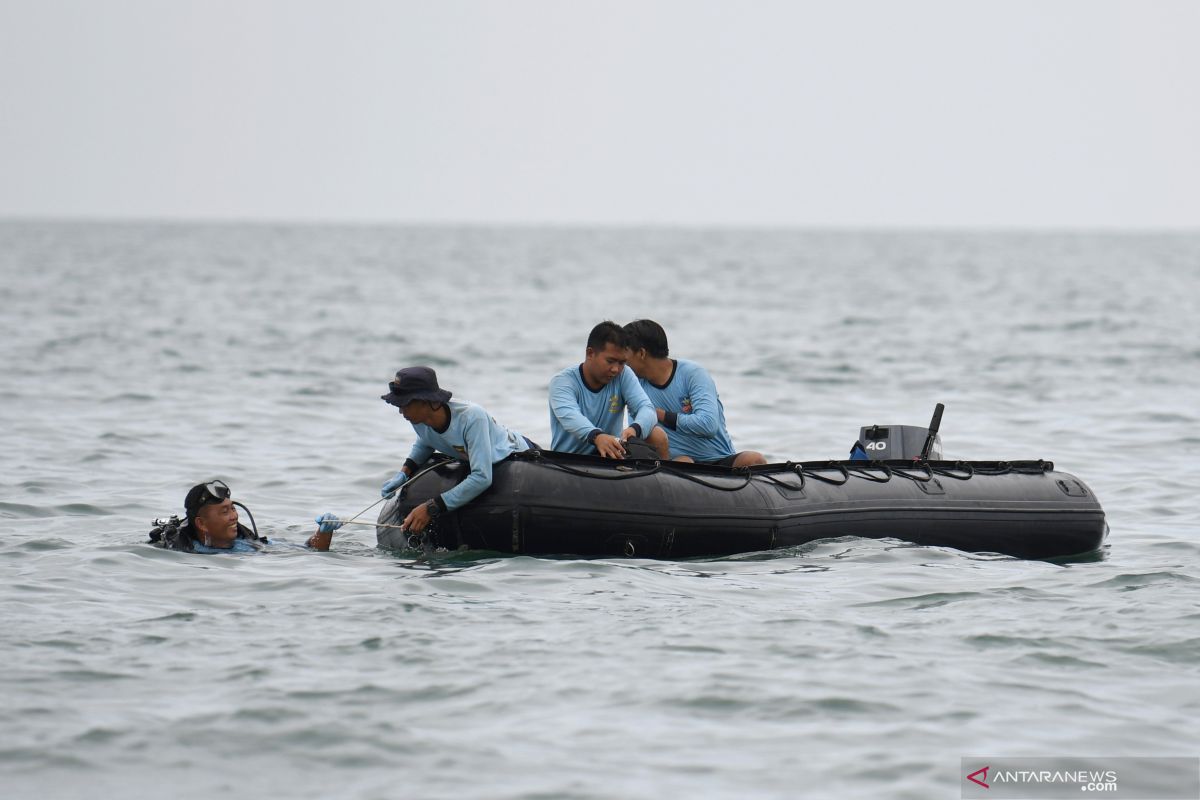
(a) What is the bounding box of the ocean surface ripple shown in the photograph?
[1,223,1197,799]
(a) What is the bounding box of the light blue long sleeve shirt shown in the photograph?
[405,400,531,510]
[548,365,657,454]
[638,359,736,462]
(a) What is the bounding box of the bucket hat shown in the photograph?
[381,366,453,408]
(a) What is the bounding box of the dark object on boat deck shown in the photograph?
[918,403,945,462]
[377,450,1106,560]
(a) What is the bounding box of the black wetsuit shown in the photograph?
[148,516,263,553]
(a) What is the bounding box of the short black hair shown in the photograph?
[623,319,669,358]
[184,484,208,525]
[586,321,626,351]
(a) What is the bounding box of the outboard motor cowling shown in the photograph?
[852,424,942,460]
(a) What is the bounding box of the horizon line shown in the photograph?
[1,213,1198,236]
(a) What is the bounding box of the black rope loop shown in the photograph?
[790,462,807,491]
[892,462,934,483]
[660,464,754,492]
[933,461,974,480]
[758,470,805,491]
[801,461,851,486]
[753,462,806,491]
[848,462,893,483]
[540,459,663,481]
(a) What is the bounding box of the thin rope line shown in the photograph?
[335,495,388,527]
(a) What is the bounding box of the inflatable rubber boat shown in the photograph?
[376,448,1107,561]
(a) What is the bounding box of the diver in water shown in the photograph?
[148,480,342,553]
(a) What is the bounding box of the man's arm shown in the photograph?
[403,409,496,531]
[664,367,723,438]
[621,370,658,441]
[549,374,604,445]
[383,434,437,498]
[406,437,436,469]
[438,408,496,511]
[306,513,343,551]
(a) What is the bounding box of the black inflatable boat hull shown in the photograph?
[377,452,1107,560]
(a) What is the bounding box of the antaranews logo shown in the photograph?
[961,757,1200,799]
[966,766,989,789]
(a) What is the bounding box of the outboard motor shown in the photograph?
[850,403,944,461]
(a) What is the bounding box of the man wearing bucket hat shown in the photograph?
[380,366,536,534]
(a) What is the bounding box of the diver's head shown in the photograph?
[185,480,239,549]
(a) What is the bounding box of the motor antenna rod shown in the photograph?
[918,403,945,462]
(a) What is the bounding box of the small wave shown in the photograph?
[967,633,1057,649]
[247,367,302,377]
[232,706,306,723]
[399,352,460,367]
[0,502,53,518]
[1087,571,1199,590]
[136,611,197,623]
[100,392,155,403]
[1122,638,1200,665]
[4,536,74,550]
[1014,651,1108,669]
[853,590,983,610]
[1146,412,1197,424]
[73,727,128,744]
[98,431,145,442]
[0,746,93,769]
[809,696,902,715]
[55,669,135,682]
[28,639,87,651]
[652,643,725,655]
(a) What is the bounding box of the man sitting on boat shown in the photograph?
[622,319,766,468]
[148,480,340,553]
[548,321,670,460]
[380,366,535,533]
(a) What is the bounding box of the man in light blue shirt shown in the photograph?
[381,366,535,533]
[623,319,766,468]
[549,321,668,459]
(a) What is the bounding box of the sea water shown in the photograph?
[1,222,1197,799]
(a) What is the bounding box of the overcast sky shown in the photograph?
[1,0,1197,228]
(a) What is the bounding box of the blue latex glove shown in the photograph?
[381,470,409,499]
[315,513,343,534]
